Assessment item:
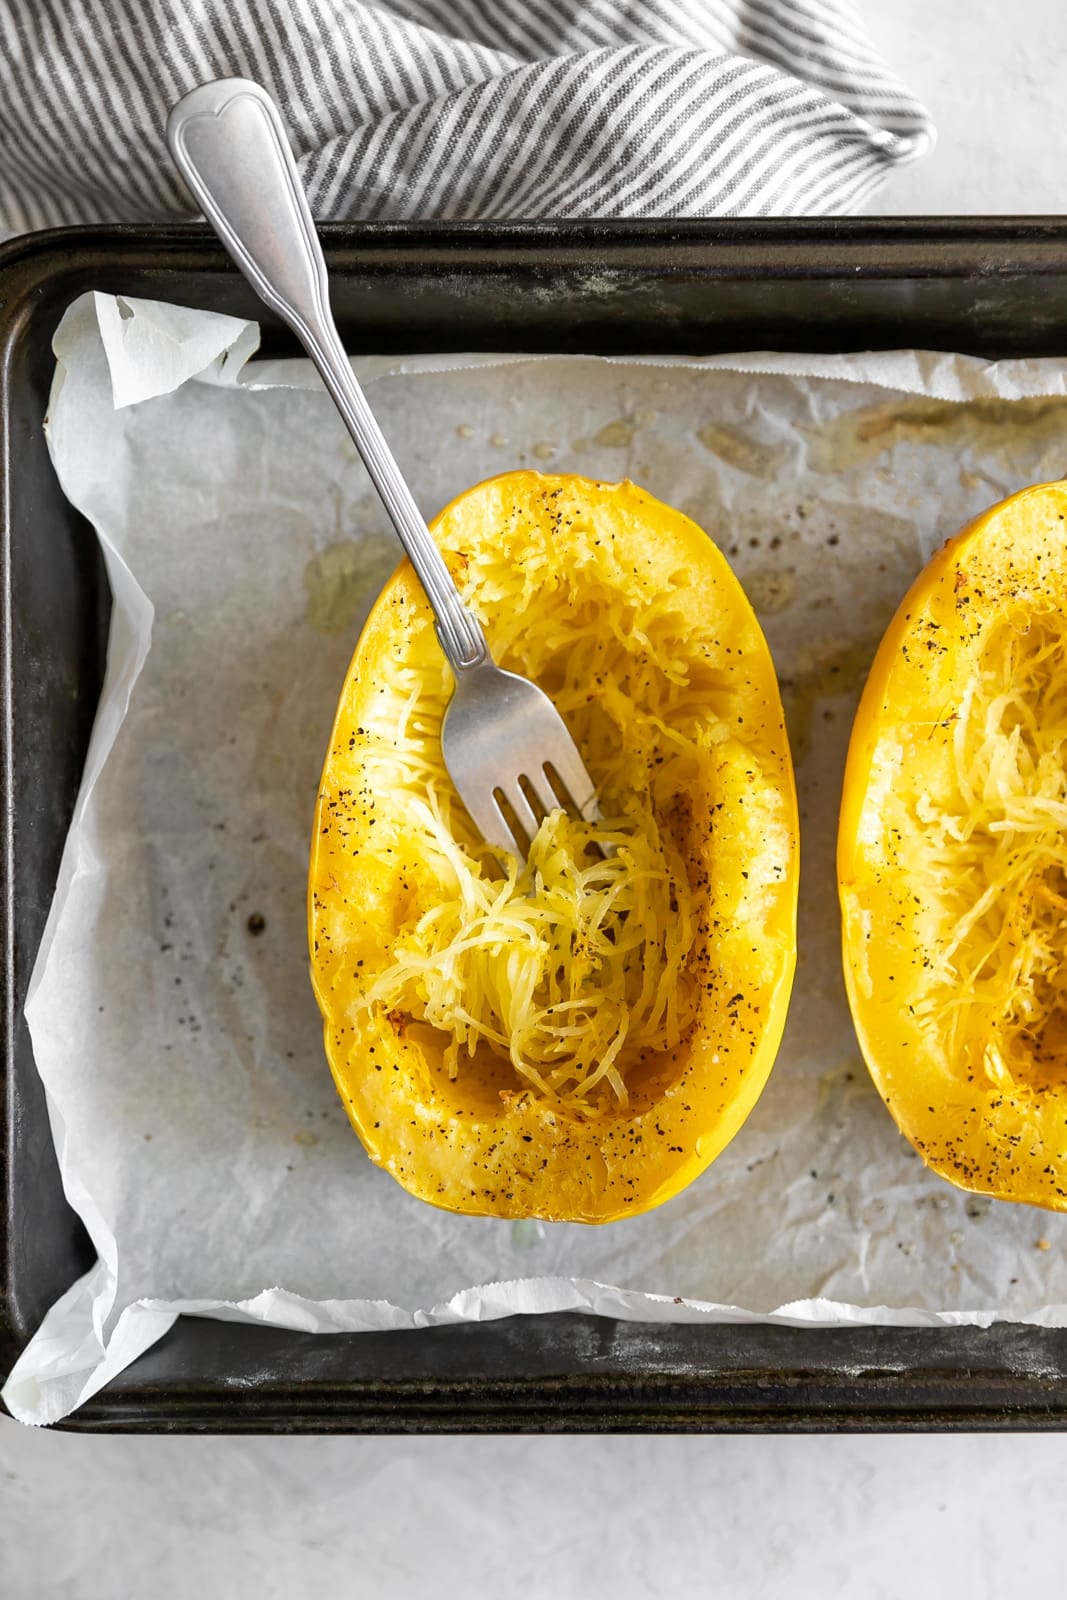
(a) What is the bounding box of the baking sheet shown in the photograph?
[7,291,1067,1425]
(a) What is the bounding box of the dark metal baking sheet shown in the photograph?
[5,220,1067,1431]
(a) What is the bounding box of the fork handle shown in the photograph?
[166,77,488,672]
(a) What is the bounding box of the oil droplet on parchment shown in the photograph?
[592,417,637,449]
[779,637,877,759]
[456,423,474,438]
[678,498,710,528]
[696,422,783,476]
[303,537,399,636]
[816,1059,876,1118]
[803,395,1067,478]
[532,441,556,460]
[511,1218,546,1250]
[746,569,795,617]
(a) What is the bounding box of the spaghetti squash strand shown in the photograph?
[358,805,697,1110]
[915,611,1067,1091]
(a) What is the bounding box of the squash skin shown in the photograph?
[309,471,798,1222]
[839,480,1067,1209]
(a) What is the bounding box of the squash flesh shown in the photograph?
[839,481,1067,1206]
[360,807,697,1111]
[310,471,798,1221]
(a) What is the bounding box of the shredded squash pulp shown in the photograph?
[312,471,798,1220]
[913,609,1067,1094]
[363,809,695,1113]
[336,504,720,1118]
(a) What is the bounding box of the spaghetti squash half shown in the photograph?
[839,480,1067,1208]
[310,471,798,1221]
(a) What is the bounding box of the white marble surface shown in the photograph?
[868,0,1067,216]
[6,2,1067,1594]
[3,1431,1067,1597]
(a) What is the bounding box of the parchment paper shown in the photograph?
[9,291,1067,1426]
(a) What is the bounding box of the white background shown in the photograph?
[4,3,1067,1595]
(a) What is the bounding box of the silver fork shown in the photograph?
[167,78,599,860]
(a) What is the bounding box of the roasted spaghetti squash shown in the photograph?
[310,471,798,1221]
[839,480,1067,1208]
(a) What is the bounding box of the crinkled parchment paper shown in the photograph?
[9,292,1067,1425]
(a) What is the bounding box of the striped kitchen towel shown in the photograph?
[0,0,933,233]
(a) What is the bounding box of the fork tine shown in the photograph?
[460,785,526,859]
[545,746,600,823]
[523,764,565,821]
[501,782,541,850]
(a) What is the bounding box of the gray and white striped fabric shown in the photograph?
[0,0,932,233]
